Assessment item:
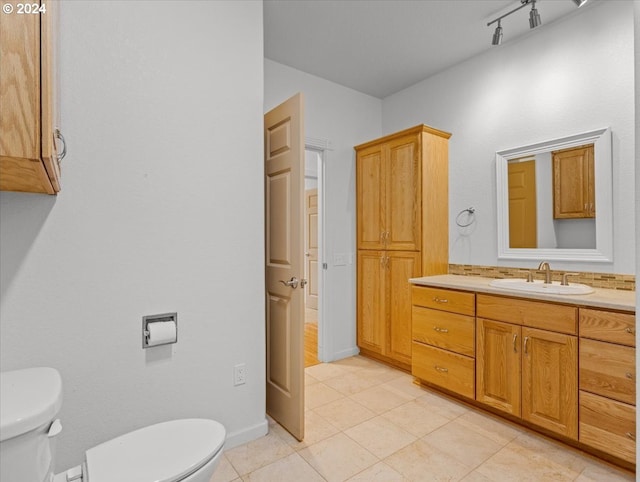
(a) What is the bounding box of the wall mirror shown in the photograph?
[496,127,612,262]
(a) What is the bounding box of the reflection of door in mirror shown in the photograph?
[552,144,595,219]
[508,159,537,248]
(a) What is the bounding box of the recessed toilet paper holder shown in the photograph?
[142,312,178,348]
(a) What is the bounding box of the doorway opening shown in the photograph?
[304,144,326,367]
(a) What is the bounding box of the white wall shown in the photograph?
[0,0,266,470]
[383,1,635,273]
[264,59,381,361]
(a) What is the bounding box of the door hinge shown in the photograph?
[322,263,328,270]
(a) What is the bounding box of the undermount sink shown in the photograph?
[489,278,594,295]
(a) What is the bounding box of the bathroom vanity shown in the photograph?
[410,274,636,468]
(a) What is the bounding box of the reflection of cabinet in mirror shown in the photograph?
[552,144,595,219]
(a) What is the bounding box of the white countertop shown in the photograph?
[410,274,636,312]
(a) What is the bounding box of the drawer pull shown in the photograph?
[433,326,449,334]
[625,372,634,379]
[625,327,635,335]
[626,432,636,441]
[513,334,518,353]
[433,297,448,304]
[434,365,449,373]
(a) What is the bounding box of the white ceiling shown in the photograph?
[264,0,587,98]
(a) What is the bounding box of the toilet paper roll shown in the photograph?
[146,321,177,347]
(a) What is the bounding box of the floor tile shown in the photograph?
[345,416,417,459]
[314,396,376,431]
[421,419,503,468]
[224,431,293,476]
[475,444,579,481]
[298,432,378,482]
[209,454,239,482]
[284,409,340,449]
[305,362,348,381]
[323,370,382,395]
[508,431,589,474]
[346,461,408,481]
[575,458,636,481]
[243,452,325,482]
[349,384,415,414]
[305,372,320,385]
[382,376,430,398]
[384,439,474,481]
[454,409,522,446]
[305,381,344,409]
[380,399,450,437]
[416,390,469,420]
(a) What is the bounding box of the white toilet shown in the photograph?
[0,367,226,482]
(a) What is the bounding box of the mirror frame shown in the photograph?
[496,127,612,262]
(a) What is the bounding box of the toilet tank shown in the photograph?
[0,367,63,482]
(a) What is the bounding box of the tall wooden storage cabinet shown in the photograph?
[0,0,62,194]
[355,125,450,370]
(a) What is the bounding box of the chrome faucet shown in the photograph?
[537,261,552,284]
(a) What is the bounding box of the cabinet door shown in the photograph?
[522,327,578,439]
[357,146,385,250]
[357,250,386,354]
[386,251,420,365]
[476,319,521,416]
[385,135,421,251]
[552,144,594,219]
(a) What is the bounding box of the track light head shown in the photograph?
[572,0,588,6]
[529,1,542,28]
[492,21,503,45]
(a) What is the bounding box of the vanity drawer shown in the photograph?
[412,342,475,399]
[579,391,636,464]
[412,286,475,316]
[477,294,577,335]
[579,308,636,347]
[412,306,475,357]
[580,339,635,405]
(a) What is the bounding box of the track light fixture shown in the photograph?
[488,0,588,45]
[487,0,541,46]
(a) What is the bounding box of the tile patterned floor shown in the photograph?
[212,356,635,482]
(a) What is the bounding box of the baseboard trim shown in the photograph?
[224,418,268,450]
[324,346,359,362]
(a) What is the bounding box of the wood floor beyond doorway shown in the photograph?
[305,308,320,367]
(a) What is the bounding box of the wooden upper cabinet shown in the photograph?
[386,136,420,251]
[0,1,62,194]
[356,131,421,251]
[552,144,595,219]
[356,146,385,250]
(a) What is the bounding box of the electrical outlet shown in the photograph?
[233,364,246,386]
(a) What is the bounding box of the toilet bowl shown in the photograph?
[0,367,226,482]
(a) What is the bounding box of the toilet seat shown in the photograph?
[84,419,225,482]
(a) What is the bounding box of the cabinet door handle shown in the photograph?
[513,334,518,353]
[524,336,529,354]
[434,365,448,373]
[626,432,636,441]
[625,372,634,380]
[433,326,449,334]
[55,129,67,162]
[433,297,448,304]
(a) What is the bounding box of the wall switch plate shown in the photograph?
[333,253,347,266]
[234,363,246,386]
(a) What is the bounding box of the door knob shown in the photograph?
[300,278,308,288]
[279,277,299,289]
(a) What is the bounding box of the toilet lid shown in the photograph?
[85,419,225,482]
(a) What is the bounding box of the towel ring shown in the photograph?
[456,207,476,227]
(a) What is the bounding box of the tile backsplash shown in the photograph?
[448,264,635,291]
